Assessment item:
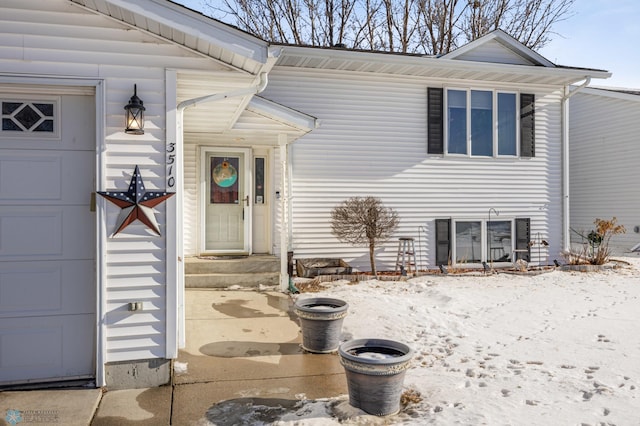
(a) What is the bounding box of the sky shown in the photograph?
[537,0,640,89]
[174,0,640,89]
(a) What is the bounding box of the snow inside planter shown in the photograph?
[296,258,352,278]
[338,338,414,416]
[293,297,348,353]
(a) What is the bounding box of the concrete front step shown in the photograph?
[185,255,281,289]
[185,255,280,274]
[185,272,280,288]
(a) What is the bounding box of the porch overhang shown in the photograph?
[182,93,318,145]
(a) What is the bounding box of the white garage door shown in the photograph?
[0,88,96,385]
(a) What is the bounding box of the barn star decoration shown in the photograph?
[98,165,174,236]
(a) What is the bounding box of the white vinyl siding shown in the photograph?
[263,67,562,271]
[569,90,640,254]
[183,143,199,256]
[0,0,230,365]
[451,40,535,65]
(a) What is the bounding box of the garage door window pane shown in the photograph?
[1,99,58,137]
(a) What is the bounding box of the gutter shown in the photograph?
[561,76,591,253]
[177,72,268,111]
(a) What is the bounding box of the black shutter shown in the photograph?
[435,218,451,266]
[428,88,444,154]
[515,218,531,261]
[520,93,535,157]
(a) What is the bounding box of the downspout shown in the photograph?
[287,143,294,262]
[561,76,591,253]
[286,142,297,293]
[278,137,289,292]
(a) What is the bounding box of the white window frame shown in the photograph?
[444,88,520,158]
[451,218,515,265]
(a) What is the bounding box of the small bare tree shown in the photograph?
[331,196,399,277]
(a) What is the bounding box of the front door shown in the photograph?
[202,148,251,253]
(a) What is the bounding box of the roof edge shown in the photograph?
[442,29,556,67]
[278,44,611,81]
[86,0,269,65]
[248,96,318,132]
[578,86,640,102]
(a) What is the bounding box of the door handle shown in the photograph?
[244,195,249,206]
[90,192,96,212]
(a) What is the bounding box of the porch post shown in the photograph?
[278,136,289,291]
[165,69,183,357]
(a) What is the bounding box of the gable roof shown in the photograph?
[69,0,270,75]
[442,29,555,67]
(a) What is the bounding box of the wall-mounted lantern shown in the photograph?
[124,84,145,134]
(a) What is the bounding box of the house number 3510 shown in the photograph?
[167,142,176,189]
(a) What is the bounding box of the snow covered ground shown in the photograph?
[276,257,640,425]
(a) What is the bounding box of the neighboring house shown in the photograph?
[569,87,640,254]
[0,0,609,389]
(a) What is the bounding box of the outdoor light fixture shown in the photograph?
[124,84,145,134]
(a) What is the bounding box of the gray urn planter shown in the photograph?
[293,297,348,353]
[338,338,414,416]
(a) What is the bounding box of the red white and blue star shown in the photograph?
[98,165,174,236]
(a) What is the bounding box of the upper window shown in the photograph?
[445,89,518,157]
[497,93,517,155]
[447,90,467,154]
[1,98,59,138]
[428,88,534,157]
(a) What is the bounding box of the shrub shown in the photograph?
[566,217,625,265]
[331,196,399,277]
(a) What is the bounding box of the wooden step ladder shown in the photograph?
[395,237,417,275]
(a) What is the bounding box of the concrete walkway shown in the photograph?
[1,290,347,425]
